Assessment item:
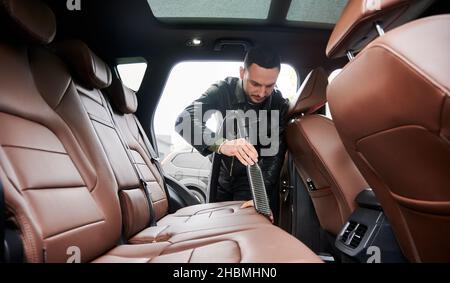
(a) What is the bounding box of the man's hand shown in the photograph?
[219,138,258,166]
[240,200,274,223]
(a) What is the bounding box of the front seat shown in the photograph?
[326,0,449,262]
[285,68,368,236]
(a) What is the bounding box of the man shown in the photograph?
[175,46,289,219]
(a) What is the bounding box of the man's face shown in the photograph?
[240,63,280,104]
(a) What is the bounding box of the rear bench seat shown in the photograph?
[58,40,255,227]
[0,0,322,263]
[53,40,273,244]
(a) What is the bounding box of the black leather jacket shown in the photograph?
[175,77,289,199]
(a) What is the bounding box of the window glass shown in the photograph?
[155,61,298,157]
[325,68,343,119]
[172,152,209,169]
[155,61,298,201]
[287,0,347,25]
[117,62,148,91]
[147,0,271,20]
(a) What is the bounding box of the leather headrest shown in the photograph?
[0,0,56,44]
[53,40,112,89]
[107,75,138,114]
[326,0,434,58]
[287,68,328,119]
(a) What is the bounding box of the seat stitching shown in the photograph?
[43,219,106,240]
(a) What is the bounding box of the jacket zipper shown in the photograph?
[230,157,234,176]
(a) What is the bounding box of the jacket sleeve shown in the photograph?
[259,99,289,192]
[174,81,225,156]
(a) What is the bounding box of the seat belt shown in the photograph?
[278,152,293,232]
[132,115,171,208]
[103,96,157,227]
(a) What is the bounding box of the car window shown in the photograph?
[155,61,297,201]
[116,62,148,91]
[172,152,209,169]
[325,68,342,119]
[155,61,298,159]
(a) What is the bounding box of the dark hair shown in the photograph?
[243,46,280,70]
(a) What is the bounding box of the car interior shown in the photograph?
[0,0,449,263]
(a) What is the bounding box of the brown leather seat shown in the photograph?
[326,0,449,262]
[105,69,261,224]
[285,68,368,235]
[0,0,322,262]
[53,40,271,242]
[0,0,123,262]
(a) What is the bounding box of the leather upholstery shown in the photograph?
[108,75,138,114]
[0,45,321,263]
[129,214,269,244]
[326,0,434,58]
[120,189,152,240]
[0,0,56,44]
[58,47,276,246]
[328,15,450,262]
[286,115,369,235]
[53,40,112,89]
[94,225,322,263]
[104,74,268,223]
[54,42,166,233]
[53,41,320,260]
[109,110,169,222]
[0,0,323,263]
[56,43,268,235]
[0,44,122,262]
[286,68,368,235]
[70,78,162,237]
[287,68,328,118]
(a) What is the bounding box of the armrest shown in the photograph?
[355,189,382,211]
